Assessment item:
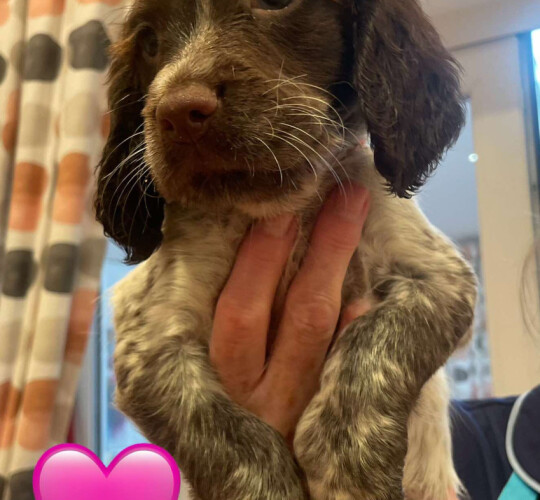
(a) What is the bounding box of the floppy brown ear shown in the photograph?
[95,36,164,264]
[352,0,465,197]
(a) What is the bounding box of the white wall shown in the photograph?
[426,0,540,49]
[422,0,496,18]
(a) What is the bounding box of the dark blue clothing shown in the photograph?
[451,386,540,500]
[510,388,540,493]
[451,397,515,499]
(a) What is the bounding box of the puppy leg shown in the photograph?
[294,318,409,500]
[114,320,307,500]
[404,369,461,500]
[295,284,474,500]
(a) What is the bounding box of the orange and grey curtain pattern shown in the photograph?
[0,0,125,498]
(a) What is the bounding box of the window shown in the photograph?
[533,30,540,158]
[96,244,144,465]
[534,30,540,102]
[529,28,540,334]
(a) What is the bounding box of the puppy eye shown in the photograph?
[138,26,159,60]
[251,0,293,10]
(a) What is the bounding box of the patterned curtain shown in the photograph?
[0,1,125,498]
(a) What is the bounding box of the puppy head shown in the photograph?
[96,0,464,263]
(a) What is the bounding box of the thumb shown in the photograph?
[339,296,375,332]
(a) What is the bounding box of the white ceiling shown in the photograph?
[421,0,496,17]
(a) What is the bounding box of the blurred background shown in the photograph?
[0,1,539,499]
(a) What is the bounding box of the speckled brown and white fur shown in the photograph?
[97,1,478,499]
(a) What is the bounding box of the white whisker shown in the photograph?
[280,122,351,190]
[276,127,346,198]
[255,137,283,187]
[265,130,319,186]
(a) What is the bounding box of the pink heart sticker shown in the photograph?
[33,444,181,500]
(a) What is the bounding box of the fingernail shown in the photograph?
[259,214,295,238]
[329,184,370,222]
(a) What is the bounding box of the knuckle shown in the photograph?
[218,311,259,338]
[286,296,338,345]
[241,237,286,269]
[215,297,265,336]
[322,230,358,255]
[316,218,361,255]
[251,245,284,267]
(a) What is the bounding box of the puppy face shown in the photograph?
[96,0,465,262]
[140,0,352,206]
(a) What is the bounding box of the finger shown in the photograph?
[338,296,375,332]
[264,183,370,401]
[210,214,297,401]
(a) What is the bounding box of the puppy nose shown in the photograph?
[157,84,218,143]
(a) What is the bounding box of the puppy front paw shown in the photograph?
[184,412,308,500]
[294,396,406,500]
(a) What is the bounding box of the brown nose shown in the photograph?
[157,84,218,143]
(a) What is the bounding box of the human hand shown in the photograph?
[210,184,371,443]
